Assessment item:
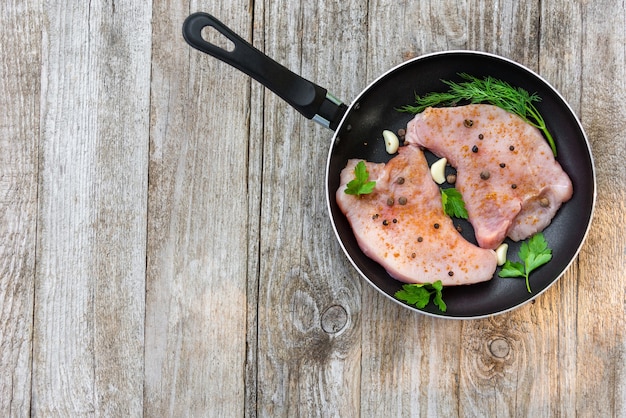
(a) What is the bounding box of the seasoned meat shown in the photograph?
[336,146,497,286]
[405,104,573,249]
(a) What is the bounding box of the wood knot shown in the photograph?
[320,305,348,334]
[489,337,511,358]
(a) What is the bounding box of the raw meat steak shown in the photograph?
[336,146,497,286]
[405,104,573,249]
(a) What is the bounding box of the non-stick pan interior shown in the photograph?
[326,51,595,318]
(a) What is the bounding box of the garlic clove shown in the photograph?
[430,157,447,184]
[383,130,399,154]
[496,243,509,266]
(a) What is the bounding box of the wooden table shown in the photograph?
[2,1,624,416]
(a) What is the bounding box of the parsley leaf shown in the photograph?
[441,188,468,219]
[498,232,553,293]
[344,161,376,196]
[395,280,447,312]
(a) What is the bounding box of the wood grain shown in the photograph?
[252,1,366,415]
[144,1,252,415]
[0,0,624,416]
[459,2,560,416]
[361,2,470,416]
[0,1,41,415]
[574,0,626,415]
[32,1,151,415]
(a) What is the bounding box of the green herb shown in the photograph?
[395,280,447,312]
[498,232,553,293]
[399,73,557,156]
[441,187,468,219]
[344,161,376,196]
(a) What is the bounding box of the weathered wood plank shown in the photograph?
[144,1,252,415]
[458,0,580,416]
[360,2,475,416]
[252,1,367,415]
[0,1,41,416]
[245,15,265,418]
[32,1,151,415]
[521,1,588,415]
[572,0,626,415]
[460,1,595,416]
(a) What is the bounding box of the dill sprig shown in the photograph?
[399,73,557,156]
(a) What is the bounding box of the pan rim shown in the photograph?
[325,50,597,319]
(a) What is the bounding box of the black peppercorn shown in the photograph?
[464,119,474,128]
[472,145,479,153]
[500,163,506,168]
[434,223,440,229]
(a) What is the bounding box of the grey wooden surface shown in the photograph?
[1,0,625,416]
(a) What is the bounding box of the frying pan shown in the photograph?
[183,12,596,318]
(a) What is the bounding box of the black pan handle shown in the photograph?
[182,12,347,130]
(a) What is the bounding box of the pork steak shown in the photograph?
[336,146,497,286]
[405,104,573,249]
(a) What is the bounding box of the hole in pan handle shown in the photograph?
[182,12,347,130]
